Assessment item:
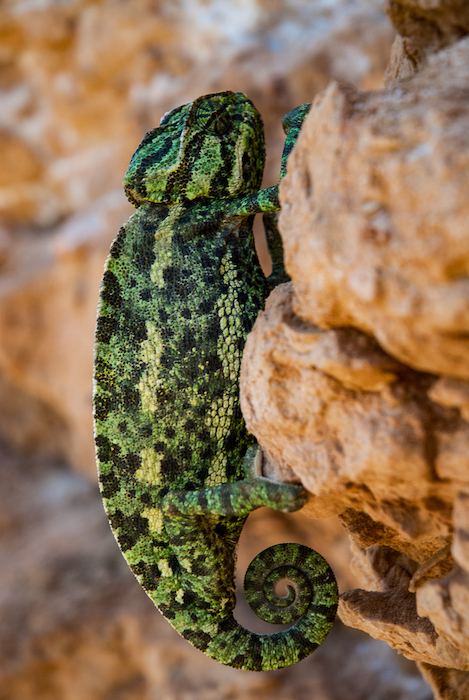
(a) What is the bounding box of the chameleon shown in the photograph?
[93,91,338,671]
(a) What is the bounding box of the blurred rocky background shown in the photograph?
[1,0,462,697]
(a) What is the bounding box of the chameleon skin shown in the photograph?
[93,91,338,671]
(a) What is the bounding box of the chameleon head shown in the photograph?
[123,91,265,206]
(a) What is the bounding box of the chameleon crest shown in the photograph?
[94,91,338,671]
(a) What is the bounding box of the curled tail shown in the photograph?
[183,543,338,672]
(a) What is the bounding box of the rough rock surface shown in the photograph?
[241,7,469,699]
[384,0,469,83]
[279,42,469,381]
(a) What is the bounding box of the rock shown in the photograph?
[240,15,469,699]
[241,284,456,554]
[384,0,469,83]
[278,39,469,380]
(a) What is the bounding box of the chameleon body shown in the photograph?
[93,91,338,671]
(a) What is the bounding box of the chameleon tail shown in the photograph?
[185,543,338,671]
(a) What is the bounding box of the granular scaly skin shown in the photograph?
[93,91,338,671]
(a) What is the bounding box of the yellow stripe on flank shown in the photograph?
[141,506,164,534]
[136,446,164,485]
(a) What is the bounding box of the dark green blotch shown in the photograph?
[205,354,222,372]
[310,603,338,623]
[111,510,149,551]
[94,357,113,389]
[180,329,195,350]
[198,299,213,314]
[134,223,157,272]
[142,564,162,591]
[101,270,122,308]
[95,315,117,344]
[218,616,236,634]
[203,272,215,285]
[205,315,220,341]
[130,318,148,345]
[168,554,181,575]
[158,307,169,323]
[122,385,140,410]
[162,266,178,284]
[214,522,230,537]
[99,471,119,499]
[237,289,248,305]
[93,394,113,421]
[200,445,212,461]
[158,602,176,620]
[242,150,252,180]
[179,446,192,462]
[223,432,238,452]
[124,452,141,475]
[109,226,126,258]
[197,466,209,481]
[162,266,194,298]
[181,629,212,652]
[155,386,172,403]
[95,434,121,463]
[160,454,180,478]
[133,560,162,591]
[132,561,146,576]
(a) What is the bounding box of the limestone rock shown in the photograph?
[241,283,456,554]
[384,0,469,83]
[278,39,469,380]
[240,20,469,698]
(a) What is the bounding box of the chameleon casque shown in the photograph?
[93,91,338,671]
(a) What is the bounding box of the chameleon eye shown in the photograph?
[211,112,231,135]
[194,103,232,136]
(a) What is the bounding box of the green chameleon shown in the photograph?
[93,91,338,671]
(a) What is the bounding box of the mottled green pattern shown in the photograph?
[93,91,338,671]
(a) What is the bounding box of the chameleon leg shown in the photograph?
[263,211,290,289]
[161,475,308,521]
[157,465,337,672]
